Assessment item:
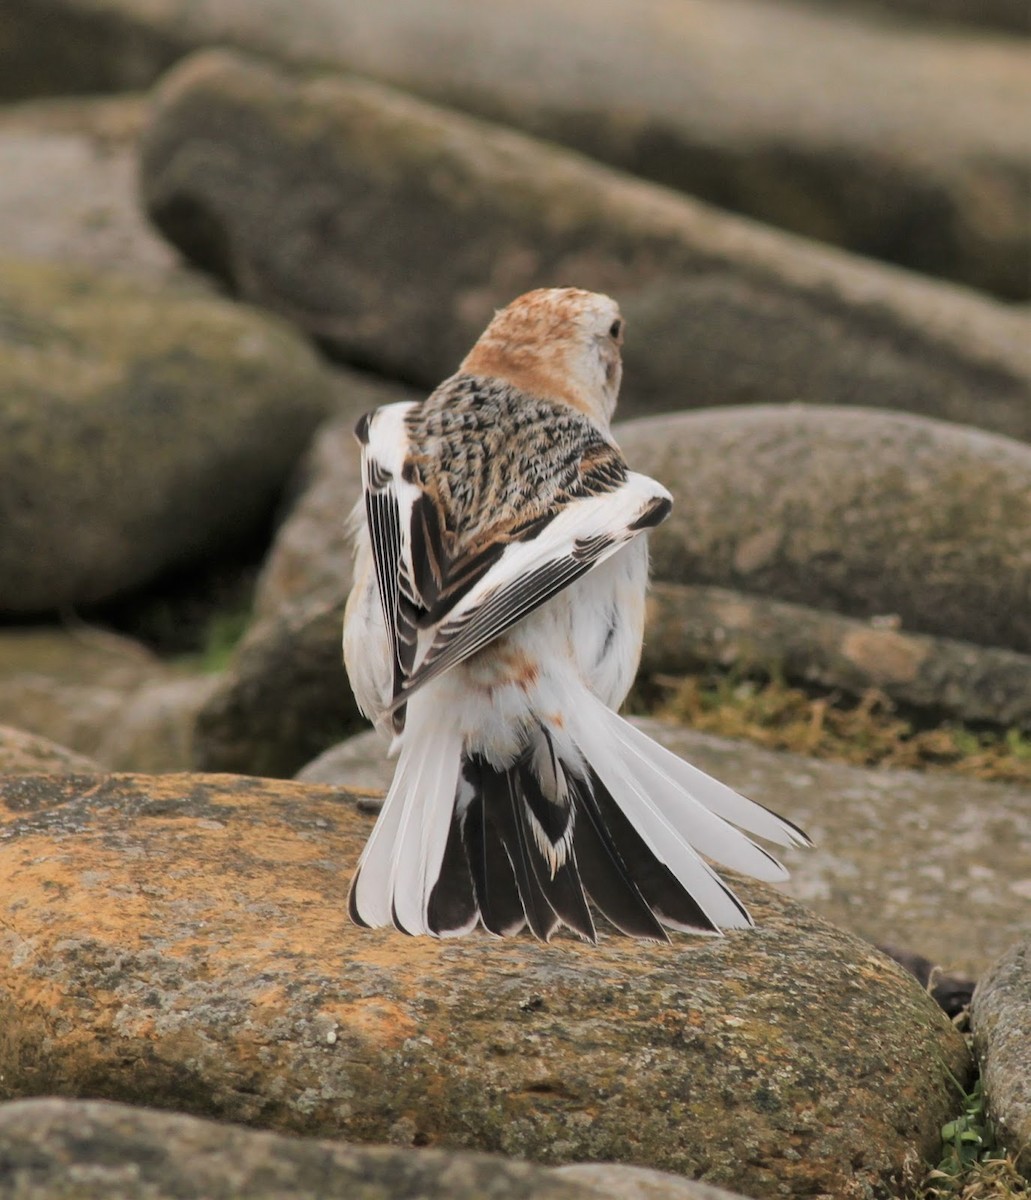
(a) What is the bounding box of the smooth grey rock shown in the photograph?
[0,1098,598,1200]
[0,726,103,775]
[642,582,1031,732]
[971,940,1031,1169]
[254,380,416,620]
[558,1164,751,1200]
[0,772,969,1198]
[95,674,220,773]
[0,95,200,285]
[0,257,339,614]
[802,0,1029,35]
[302,722,1031,979]
[296,726,390,793]
[192,598,362,777]
[621,406,1031,654]
[7,0,1031,294]
[252,411,363,620]
[138,51,1031,438]
[0,626,215,773]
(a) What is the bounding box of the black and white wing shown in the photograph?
[356,400,671,724]
[387,474,670,711]
[355,402,422,701]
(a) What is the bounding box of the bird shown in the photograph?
[343,286,810,942]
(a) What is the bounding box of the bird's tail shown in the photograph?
[348,687,811,941]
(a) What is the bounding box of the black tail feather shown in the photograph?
[427,808,478,936]
[586,768,722,934]
[423,737,732,942]
[347,870,371,928]
[569,775,670,941]
[511,761,596,943]
[460,759,526,937]
[488,763,561,941]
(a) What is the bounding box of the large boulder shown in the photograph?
[642,583,1031,732]
[138,51,1031,438]
[301,722,1031,980]
[971,940,1031,1169]
[192,597,362,777]
[623,406,1031,655]
[0,257,339,614]
[0,1098,748,1200]
[0,94,198,285]
[7,2,1031,296]
[810,0,1028,35]
[0,772,969,1199]
[0,727,102,775]
[0,626,218,773]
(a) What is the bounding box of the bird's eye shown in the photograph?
[609,318,623,340]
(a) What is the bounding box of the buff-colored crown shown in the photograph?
[460,287,625,425]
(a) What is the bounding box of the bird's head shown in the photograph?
[460,287,625,427]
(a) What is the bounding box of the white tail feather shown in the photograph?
[609,710,811,849]
[353,697,462,933]
[567,699,749,929]
[350,754,412,927]
[567,690,804,930]
[579,695,790,881]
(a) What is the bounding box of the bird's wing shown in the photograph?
[356,401,421,696]
[358,399,671,714]
[387,473,671,709]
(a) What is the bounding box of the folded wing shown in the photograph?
[356,401,671,719]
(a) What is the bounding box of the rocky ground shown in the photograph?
[0,3,1028,1198]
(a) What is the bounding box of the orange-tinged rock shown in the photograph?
[0,773,969,1199]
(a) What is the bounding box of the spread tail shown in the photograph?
[348,688,811,941]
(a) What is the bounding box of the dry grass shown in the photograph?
[638,672,1031,785]
[919,1157,1028,1199]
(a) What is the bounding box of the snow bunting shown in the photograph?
[343,287,810,941]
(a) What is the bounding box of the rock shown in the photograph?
[192,599,362,777]
[971,940,1031,1169]
[643,582,1031,732]
[0,95,201,285]
[0,1098,598,1200]
[0,1099,753,1200]
[0,726,102,775]
[0,772,969,1198]
[10,3,1031,296]
[95,675,220,773]
[0,257,340,614]
[0,626,216,773]
[138,51,1031,439]
[557,1165,751,1200]
[0,627,161,759]
[296,730,390,793]
[252,412,360,619]
[622,406,1031,655]
[810,0,1029,36]
[303,723,1031,979]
